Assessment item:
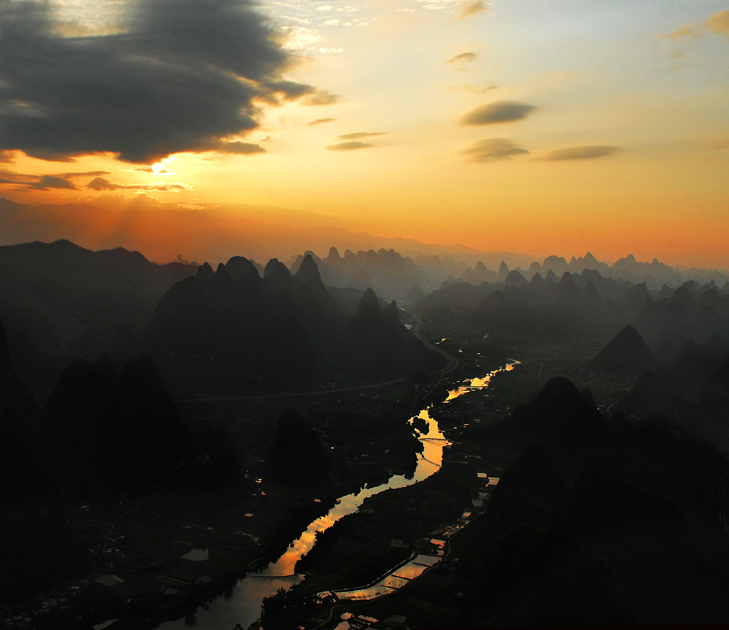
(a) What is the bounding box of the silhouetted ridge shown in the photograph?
[0,318,53,495]
[214,262,231,281]
[497,261,509,283]
[455,375,729,626]
[264,258,295,293]
[196,261,214,280]
[354,287,382,320]
[265,409,330,488]
[505,269,528,288]
[404,284,425,303]
[493,377,595,450]
[346,288,438,378]
[588,325,657,375]
[225,255,259,281]
[41,355,192,491]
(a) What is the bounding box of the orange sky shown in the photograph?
[1,1,728,269]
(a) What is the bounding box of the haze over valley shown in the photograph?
[2,1,729,629]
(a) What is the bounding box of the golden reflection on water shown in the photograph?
[445,360,518,402]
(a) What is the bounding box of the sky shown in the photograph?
[1,0,728,268]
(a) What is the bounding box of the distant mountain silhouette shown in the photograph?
[148,257,439,394]
[345,289,435,379]
[587,325,657,375]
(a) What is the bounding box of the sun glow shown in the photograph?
[152,156,177,174]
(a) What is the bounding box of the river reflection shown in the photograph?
[334,555,441,602]
[445,360,518,402]
[158,361,517,630]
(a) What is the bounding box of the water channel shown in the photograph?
[158,360,518,630]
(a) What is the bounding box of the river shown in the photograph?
[158,360,517,630]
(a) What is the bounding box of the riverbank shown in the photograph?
[255,357,520,630]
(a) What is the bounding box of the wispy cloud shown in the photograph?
[666,26,703,41]
[27,176,78,191]
[708,10,729,38]
[0,168,109,191]
[458,1,488,20]
[538,146,623,161]
[447,52,477,64]
[337,132,385,141]
[460,101,537,125]
[326,141,375,151]
[87,177,194,192]
[463,138,528,162]
[307,118,337,126]
[300,90,340,106]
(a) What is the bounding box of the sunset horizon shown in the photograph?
[1,0,728,269]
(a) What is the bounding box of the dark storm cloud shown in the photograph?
[326,141,375,151]
[0,0,322,163]
[337,132,384,141]
[463,138,528,162]
[538,146,623,161]
[460,101,537,125]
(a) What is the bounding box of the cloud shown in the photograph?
[337,132,385,140]
[62,171,112,179]
[87,177,193,192]
[27,176,78,190]
[667,26,703,41]
[307,118,337,126]
[131,167,171,174]
[0,0,323,163]
[0,150,16,163]
[300,90,340,106]
[458,1,488,19]
[460,101,537,125]
[707,10,729,38]
[0,168,84,190]
[538,146,623,161]
[450,83,498,94]
[447,52,478,65]
[463,138,528,162]
[212,142,266,155]
[326,141,375,151]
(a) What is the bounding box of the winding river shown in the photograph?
[158,360,517,630]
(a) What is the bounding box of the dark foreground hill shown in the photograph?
[587,324,658,375]
[0,239,195,392]
[446,377,729,627]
